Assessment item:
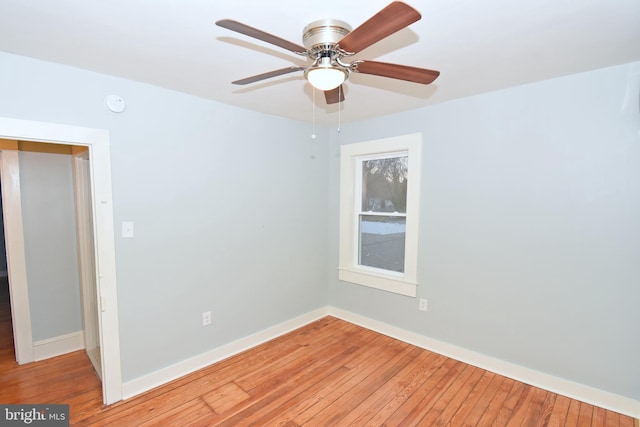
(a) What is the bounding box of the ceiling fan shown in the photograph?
[216,1,440,105]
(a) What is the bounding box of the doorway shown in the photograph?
[1,142,98,365]
[0,117,122,405]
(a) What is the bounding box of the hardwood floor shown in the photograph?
[0,284,637,425]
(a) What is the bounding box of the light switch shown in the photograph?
[122,221,134,238]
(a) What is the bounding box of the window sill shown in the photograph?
[338,268,417,297]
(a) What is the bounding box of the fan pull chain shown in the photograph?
[311,87,316,139]
[337,85,342,134]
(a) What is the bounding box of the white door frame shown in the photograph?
[0,117,122,405]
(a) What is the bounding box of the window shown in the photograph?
[339,133,421,297]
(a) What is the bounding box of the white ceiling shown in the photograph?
[1,0,639,125]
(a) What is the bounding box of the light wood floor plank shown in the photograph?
[474,376,516,426]
[386,358,467,425]
[251,366,352,426]
[578,402,595,426]
[459,371,504,426]
[293,338,412,425]
[213,346,364,425]
[565,399,583,427]
[364,352,448,426]
[306,345,421,425]
[137,398,215,427]
[336,349,437,426]
[534,391,557,427]
[520,387,551,427]
[421,364,485,426]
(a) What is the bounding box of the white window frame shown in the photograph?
[338,133,422,297]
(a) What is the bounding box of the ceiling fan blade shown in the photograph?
[232,66,305,85]
[354,60,440,84]
[324,86,345,104]
[338,2,421,54]
[216,19,307,54]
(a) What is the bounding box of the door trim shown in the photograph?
[0,117,122,405]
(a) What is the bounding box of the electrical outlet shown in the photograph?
[202,311,211,326]
[419,298,428,312]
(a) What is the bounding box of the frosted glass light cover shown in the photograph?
[306,68,346,91]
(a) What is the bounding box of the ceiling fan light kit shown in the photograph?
[305,59,348,91]
[216,1,440,104]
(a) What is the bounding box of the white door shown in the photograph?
[0,147,34,364]
[73,148,102,378]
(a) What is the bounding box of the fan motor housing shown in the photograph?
[302,19,351,50]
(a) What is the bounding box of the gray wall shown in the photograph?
[19,151,82,341]
[328,61,640,400]
[0,51,329,381]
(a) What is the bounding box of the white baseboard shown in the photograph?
[33,331,84,361]
[121,307,330,399]
[120,306,639,419]
[328,307,640,419]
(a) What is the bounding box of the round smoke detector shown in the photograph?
[104,95,126,113]
[302,19,352,50]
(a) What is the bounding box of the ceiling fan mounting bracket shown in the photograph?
[302,19,357,79]
[302,19,352,50]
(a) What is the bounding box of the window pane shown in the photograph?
[359,215,405,273]
[361,156,408,213]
